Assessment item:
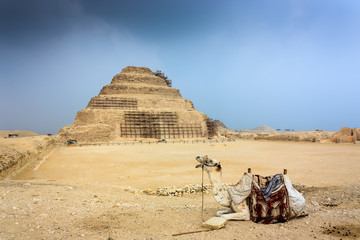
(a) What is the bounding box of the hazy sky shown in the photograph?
[1,0,359,134]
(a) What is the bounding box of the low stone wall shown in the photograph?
[124,182,308,197]
[123,183,235,197]
[233,131,336,143]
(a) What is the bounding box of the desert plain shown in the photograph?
[0,136,360,240]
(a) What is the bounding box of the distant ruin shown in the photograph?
[329,127,360,144]
[59,66,217,142]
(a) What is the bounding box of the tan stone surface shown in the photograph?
[329,127,360,143]
[202,217,227,229]
[58,124,116,142]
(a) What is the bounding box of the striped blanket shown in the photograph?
[249,174,291,224]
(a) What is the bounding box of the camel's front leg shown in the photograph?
[216,204,250,221]
[216,208,234,217]
[228,200,250,221]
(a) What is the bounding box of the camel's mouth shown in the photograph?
[215,163,222,172]
[195,156,204,168]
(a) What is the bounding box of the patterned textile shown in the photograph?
[249,174,291,224]
[260,174,283,202]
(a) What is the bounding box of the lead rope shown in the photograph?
[201,163,205,222]
[201,157,206,222]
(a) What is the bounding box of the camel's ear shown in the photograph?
[195,164,202,168]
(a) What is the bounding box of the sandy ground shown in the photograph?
[14,140,360,188]
[1,140,360,239]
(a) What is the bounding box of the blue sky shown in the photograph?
[0,0,359,133]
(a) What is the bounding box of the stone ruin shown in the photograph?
[59,66,217,142]
[329,127,360,144]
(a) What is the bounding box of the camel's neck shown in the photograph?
[208,170,223,188]
[207,170,231,207]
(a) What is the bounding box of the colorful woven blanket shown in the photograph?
[249,174,291,224]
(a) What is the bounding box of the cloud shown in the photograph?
[0,0,163,133]
[0,0,83,44]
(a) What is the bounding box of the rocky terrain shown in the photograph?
[0,180,359,240]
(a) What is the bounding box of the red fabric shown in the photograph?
[249,174,291,224]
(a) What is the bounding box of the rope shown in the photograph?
[201,155,208,222]
[201,163,205,222]
[198,155,209,222]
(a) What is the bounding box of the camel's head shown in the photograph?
[195,155,222,173]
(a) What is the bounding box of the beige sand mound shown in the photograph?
[0,135,57,179]
[0,130,39,138]
[252,125,276,132]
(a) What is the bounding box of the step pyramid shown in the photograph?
[59,66,217,142]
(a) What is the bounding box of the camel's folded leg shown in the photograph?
[217,211,250,221]
[216,208,234,217]
[295,211,309,218]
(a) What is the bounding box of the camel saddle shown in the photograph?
[228,172,306,224]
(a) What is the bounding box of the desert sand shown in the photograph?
[1,139,360,239]
[13,140,360,188]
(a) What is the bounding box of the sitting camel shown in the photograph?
[195,155,306,222]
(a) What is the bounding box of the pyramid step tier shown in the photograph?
[87,96,194,110]
[99,84,181,97]
[111,73,168,86]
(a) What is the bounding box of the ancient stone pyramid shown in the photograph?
[59,66,216,142]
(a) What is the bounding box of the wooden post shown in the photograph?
[283,169,287,175]
[248,168,251,173]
